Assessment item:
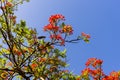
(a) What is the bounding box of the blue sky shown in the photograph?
[16,0,120,75]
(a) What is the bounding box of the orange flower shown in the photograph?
[31,63,38,69]
[110,71,119,80]
[81,68,91,76]
[61,25,73,35]
[13,48,22,56]
[28,48,33,52]
[102,76,114,80]
[17,51,22,56]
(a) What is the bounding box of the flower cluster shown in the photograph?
[85,58,103,67]
[81,32,90,42]
[81,58,104,80]
[0,0,93,79]
[102,71,120,80]
[44,14,74,45]
[0,0,120,79]
[61,25,73,35]
[50,34,62,40]
[80,58,120,80]
[49,14,65,24]
[44,24,59,32]
[81,68,105,80]
[81,32,91,39]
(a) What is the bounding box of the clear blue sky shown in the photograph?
[16,0,120,75]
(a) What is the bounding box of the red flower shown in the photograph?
[85,58,97,67]
[50,34,55,39]
[94,59,103,66]
[44,24,59,32]
[102,76,114,80]
[49,14,65,24]
[81,32,91,39]
[50,34,65,45]
[50,34,63,40]
[102,71,120,80]
[85,58,103,68]
[56,34,62,40]
[17,51,22,56]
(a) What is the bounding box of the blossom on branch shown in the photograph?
[49,14,65,24]
[44,24,59,32]
[61,25,73,35]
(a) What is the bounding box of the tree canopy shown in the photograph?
[0,0,120,80]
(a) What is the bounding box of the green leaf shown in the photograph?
[84,38,89,43]
[60,22,65,28]
[60,49,67,58]
[0,34,2,38]
[20,20,26,27]
[62,75,67,79]
[8,0,13,2]
[16,75,23,80]
[62,22,65,27]
[26,0,30,2]
[65,64,70,67]
[40,39,45,44]
[2,59,6,65]
[54,49,60,53]
[62,49,66,54]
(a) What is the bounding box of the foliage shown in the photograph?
[0,0,119,80]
